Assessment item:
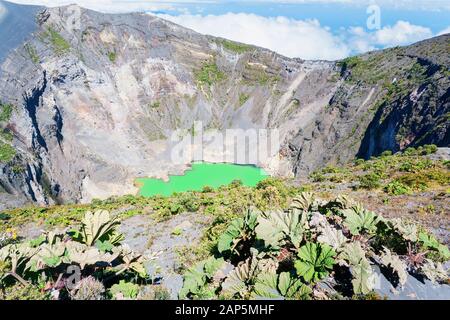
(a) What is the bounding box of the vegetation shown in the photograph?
[0,210,158,300]
[242,63,279,86]
[0,177,298,231]
[0,145,448,300]
[24,44,39,64]
[218,39,252,54]
[148,101,161,109]
[195,62,226,88]
[0,103,13,123]
[43,27,70,55]
[0,129,13,142]
[308,145,449,195]
[179,193,449,300]
[238,93,250,106]
[0,142,16,163]
[358,173,382,190]
[107,51,117,63]
[337,55,387,84]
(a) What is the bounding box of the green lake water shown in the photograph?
[136,162,268,197]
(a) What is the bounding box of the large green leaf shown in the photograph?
[339,242,376,295]
[291,192,315,211]
[32,242,66,269]
[109,280,139,299]
[295,242,336,283]
[351,258,375,295]
[252,273,281,299]
[217,209,258,254]
[73,210,123,247]
[418,231,450,260]
[204,256,226,277]
[316,223,347,251]
[179,261,208,299]
[179,257,227,299]
[251,271,311,300]
[66,242,118,269]
[255,209,308,249]
[341,206,381,236]
[217,219,244,253]
[221,253,260,297]
[390,218,418,242]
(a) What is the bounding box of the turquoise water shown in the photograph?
[136,162,268,197]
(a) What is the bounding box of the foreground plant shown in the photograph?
[0,210,158,300]
[180,193,450,300]
[295,243,336,283]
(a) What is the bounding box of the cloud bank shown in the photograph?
[160,13,349,60]
[159,13,446,60]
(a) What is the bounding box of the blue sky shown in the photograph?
[7,1,450,60]
[154,1,450,34]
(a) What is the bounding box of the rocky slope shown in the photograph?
[0,1,448,208]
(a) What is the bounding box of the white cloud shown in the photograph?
[159,13,350,60]
[160,13,444,60]
[347,21,434,54]
[373,21,433,46]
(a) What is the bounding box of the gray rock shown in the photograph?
[373,265,450,300]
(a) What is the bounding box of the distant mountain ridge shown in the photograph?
[0,1,448,209]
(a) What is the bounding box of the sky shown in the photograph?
[5,0,450,60]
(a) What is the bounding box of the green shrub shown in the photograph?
[218,39,251,54]
[0,142,16,163]
[309,171,325,182]
[0,283,50,300]
[195,62,225,87]
[176,193,200,212]
[399,159,434,173]
[44,27,70,55]
[25,44,39,64]
[397,169,449,191]
[403,147,416,156]
[384,181,412,195]
[358,173,382,190]
[0,103,13,122]
[238,93,250,106]
[107,51,117,62]
[421,144,438,155]
[201,186,214,193]
[0,129,13,142]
